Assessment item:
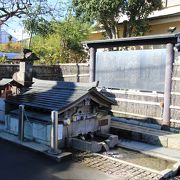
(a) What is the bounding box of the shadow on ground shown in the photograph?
[0,139,119,180]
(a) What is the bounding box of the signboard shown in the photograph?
[96,49,166,92]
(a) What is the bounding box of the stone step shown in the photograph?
[118,138,180,162]
[110,120,180,150]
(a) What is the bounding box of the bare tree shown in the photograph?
[0,0,33,25]
[0,0,61,25]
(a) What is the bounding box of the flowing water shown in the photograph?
[102,147,175,171]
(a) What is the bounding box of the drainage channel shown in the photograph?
[71,134,178,179]
[72,142,180,180]
[73,151,163,180]
[102,147,174,172]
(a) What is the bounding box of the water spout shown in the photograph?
[78,134,85,140]
[100,141,109,152]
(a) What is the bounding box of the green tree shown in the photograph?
[123,0,162,37]
[0,56,6,64]
[31,34,61,65]
[72,0,162,38]
[54,15,92,62]
[72,0,124,39]
[31,15,92,64]
[23,13,54,48]
[23,0,67,48]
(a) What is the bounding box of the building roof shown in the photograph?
[0,30,17,43]
[0,78,13,87]
[148,4,180,20]
[0,78,23,88]
[116,5,180,24]
[0,52,21,59]
[6,79,115,113]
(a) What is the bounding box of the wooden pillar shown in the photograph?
[162,43,174,130]
[89,47,97,82]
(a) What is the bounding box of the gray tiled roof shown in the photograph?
[6,79,115,113]
[0,78,13,87]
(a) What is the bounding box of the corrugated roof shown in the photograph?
[6,79,115,113]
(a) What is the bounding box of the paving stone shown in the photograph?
[90,164,98,168]
[111,167,121,172]
[101,168,110,172]
[74,152,162,180]
[112,171,121,176]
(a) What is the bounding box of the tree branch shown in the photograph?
[0,0,30,25]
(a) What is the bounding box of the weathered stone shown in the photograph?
[70,138,102,152]
[142,134,168,147]
[167,134,180,150]
[105,134,118,148]
[0,64,89,82]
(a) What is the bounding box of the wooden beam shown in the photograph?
[86,33,180,49]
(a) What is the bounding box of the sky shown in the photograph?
[2,17,29,41]
[1,0,70,41]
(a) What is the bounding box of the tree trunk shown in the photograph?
[123,20,128,37]
[126,21,133,37]
[101,19,119,39]
[28,31,33,49]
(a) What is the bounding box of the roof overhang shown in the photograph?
[0,78,23,88]
[58,88,116,115]
[85,33,180,48]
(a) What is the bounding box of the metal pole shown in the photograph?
[19,105,25,141]
[162,43,174,130]
[51,111,59,152]
[89,47,97,82]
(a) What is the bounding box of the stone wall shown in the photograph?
[0,63,89,82]
[0,64,19,79]
[100,62,180,129]
[171,63,180,128]
[101,89,164,127]
[33,64,89,82]
[1,62,180,129]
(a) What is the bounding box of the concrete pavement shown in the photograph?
[118,138,180,162]
[0,139,119,180]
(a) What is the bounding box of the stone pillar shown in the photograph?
[76,63,80,82]
[50,111,59,153]
[13,61,33,87]
[18,105,25,141]
[89,47,97,82]
[162,43,174,130]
